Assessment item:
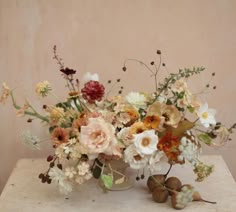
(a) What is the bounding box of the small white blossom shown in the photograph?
[197,103,216,128]
[125,92,147,109]
[49,167,72,194]
[82,72,99,83]
[65,167,77,179]
[77,162,90,176]
[21,130,41,150]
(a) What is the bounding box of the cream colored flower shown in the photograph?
[77,162,90,176]
[133,129,158,155]
[65,167,77,179]
[80,117,122,157]
[212,126,230,146]
[172,79,188,93]
[35,81,51,97]
[0,82,10,104]
[125,92,147,109]
[147,102,182,128]
[124,144,148,169]
[117,127,133,146]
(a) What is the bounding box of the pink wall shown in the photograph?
[0,0,236,193]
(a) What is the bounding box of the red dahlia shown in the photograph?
[81,80,105,103]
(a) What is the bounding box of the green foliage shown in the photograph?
[101,174,113,189]
[197,133,212,145]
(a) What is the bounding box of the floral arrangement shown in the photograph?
[1,47,235,209]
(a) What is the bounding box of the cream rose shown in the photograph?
[80,117,121,157]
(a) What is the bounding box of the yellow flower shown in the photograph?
[48,107,65,125]
[35,81,51,97]
[0,82,10,104]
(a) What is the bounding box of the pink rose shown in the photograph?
[80,117,121,157]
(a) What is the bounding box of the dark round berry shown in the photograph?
[162,63,166,67]
[141,174,145,179]
[136,176,140,181]
[150,61,155,65]
[47,179,52,184]
[38,173,44,179]
[156,50,162,55]
[49,162,55,168]
[41,177,47,183]
[42,105,47,109]
[27,118,32,123]
[206,84,210,88]
[108,80,111,84]
[212,72,215,76]
[117,79,121,82]
[57,164,63,170]
[213,86,216,89]
[47,155,54,162]
[122,66,127,72]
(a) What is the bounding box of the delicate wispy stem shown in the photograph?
[10,91,49,123]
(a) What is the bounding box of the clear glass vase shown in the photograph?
[102,159,134,191]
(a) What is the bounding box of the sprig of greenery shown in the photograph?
[151,67,205,104]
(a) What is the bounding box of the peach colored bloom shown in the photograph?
[129,122,148,135]
[16,101,30,117]
[80,117,122,157]
[0,82,10,104]
[51,127,70,146]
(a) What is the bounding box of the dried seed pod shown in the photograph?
[165,177,182,195]
[147,175,166,192]
[152,187,169,203]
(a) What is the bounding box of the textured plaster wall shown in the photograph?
[0,0,236,193]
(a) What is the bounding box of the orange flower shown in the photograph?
[143,115,162,129]
[129,122,147,135]
[157,131,183,164]
[125,107,139,121]
[51,127,70,146]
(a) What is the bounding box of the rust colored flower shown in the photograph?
[157,131,183,164]
[81,80,105,103]
[143,115,162,129]
[51,127,69,146]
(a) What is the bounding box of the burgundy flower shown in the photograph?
[81,80,105,103]
[60,67,76,75]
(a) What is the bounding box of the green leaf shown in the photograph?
[187,105,195,113]
[101,174,113,189]
[197,133,212,145]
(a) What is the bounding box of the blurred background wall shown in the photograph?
[0,0,236,193]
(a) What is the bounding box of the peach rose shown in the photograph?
[80,117,122,157]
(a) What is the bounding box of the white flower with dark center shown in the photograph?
[124,144,148,169]
[133,130,158,155]
[125,92,147,108]
[82,72,99,83]
[197,103,216,128]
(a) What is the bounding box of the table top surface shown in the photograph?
[0,155,236,212]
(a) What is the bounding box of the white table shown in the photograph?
[0,155,236,211]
